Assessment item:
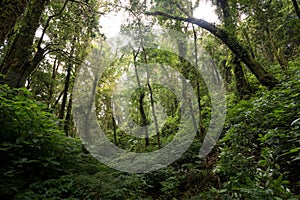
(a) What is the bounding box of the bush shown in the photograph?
[214,66,300,199]
[0,85,83,199]
[0,85,154,199]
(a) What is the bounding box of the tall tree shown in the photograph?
[0,0,29,45]
[133,50,150,147]
[216,0,252,99]
[0,0,50,88]
[0,0,101,89]
[146,11,278,89]
[236,0,299,68]
[141,47,161,149]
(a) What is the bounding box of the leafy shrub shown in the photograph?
[214,66,300,199]
[0,85,152,200]
[0,85,83,198]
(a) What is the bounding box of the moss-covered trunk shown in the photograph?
[0,0,29,45]
[0,0,49,88]
[146,12,279,89]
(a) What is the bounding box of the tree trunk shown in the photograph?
[64,94,73,136]
[48,58,60,108]
[291,0,300,19]
[218,0,252,99]
[232,56,252,100]
[196,81,206,136]
[112,115,118,146]
[133,50,149,147]
[139,90,150,147]
[177,36,198,135]
[192,25,205,136]
[58,62,72,121]
[221,59,232,88]
[217,0,232,28]
[147,81,161,149]
[59,37,75,125]
[0,0,49,88]
[241,28,256,59]
[146,12,279,89]
[266,27,289,70]
[0,0,29,45]
[142,47,161,149]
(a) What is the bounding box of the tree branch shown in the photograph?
[37,0,70,48]
[173,1,191,17]
[145,11,226,43]
[144,11,278,88]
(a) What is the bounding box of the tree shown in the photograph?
[0,0,101,88]
[0,0,50,88]
[133,49,150,147]
[215,0,252,99]
[291,0,300,19]
[0,0,101,138]
[0,0,29,45]
[145,11,278,89]
[235,0,299,69]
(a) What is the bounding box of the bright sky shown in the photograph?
[193,0,218,22]
[100,0,218,38]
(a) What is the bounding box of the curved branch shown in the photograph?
[145,11,278,89]
[37,0,70,48]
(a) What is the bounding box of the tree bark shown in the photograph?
[177,36,198,136]
[232,57,252,100]
[58,62,73,121]
[291,0,300,19]
[58,39,76,126]
[133,50,149,147]
[192,25,205,136]
[221,59,232,87]
[145,11,278,89]
[0,0,29,45]
[64,93,73,136]
[112,115,118,146]
[48,58,60,108]
[147,81,161,149]
[217,0,252,99]
[0,0,49,88]
[217,0,231,28]
[141,47,161,149]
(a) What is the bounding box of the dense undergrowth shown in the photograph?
[0,62,299,199]
[200,61,300,199]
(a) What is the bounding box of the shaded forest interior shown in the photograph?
[0,0,299,199]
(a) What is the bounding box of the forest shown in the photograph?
[0,0,299,199]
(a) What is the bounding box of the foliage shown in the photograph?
[213,64,300,199]
[15,170,151,200]
[1,0,300,199]
[0,85,153,199]
[0,85,82,198]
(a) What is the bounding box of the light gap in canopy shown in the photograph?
[100,0,219,38]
